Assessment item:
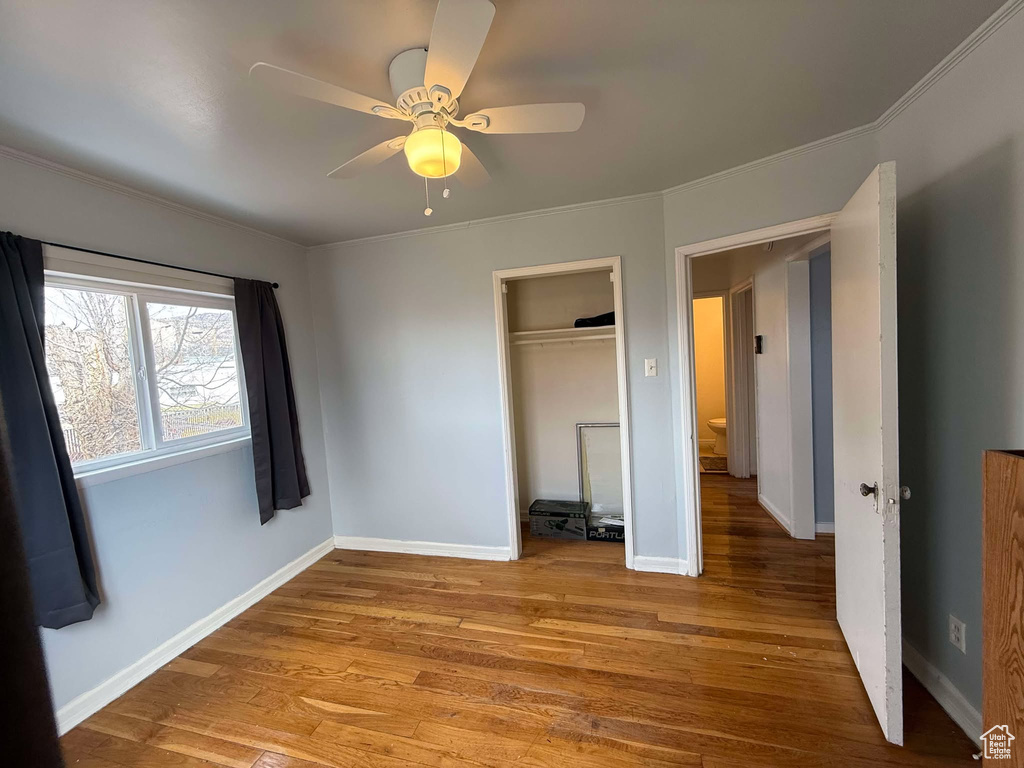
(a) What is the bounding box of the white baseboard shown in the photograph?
[815,521,835,534]
[758,493,793,534]
[335,535,511,561]
[55,536,335,735]
[633,555,689,575]
[902,641,982,747]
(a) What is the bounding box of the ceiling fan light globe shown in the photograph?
[404,127,462,178]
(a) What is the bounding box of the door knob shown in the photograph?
[860,482,878,498]
[900,486,911,500]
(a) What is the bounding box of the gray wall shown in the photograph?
[878,7,1024,708]
[0,151,334,710]
[661,8,1024,713]
[809,250,835,526]
[309,197,679,558]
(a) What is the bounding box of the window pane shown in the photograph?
[44,285,143,463]
[146,302,243,441]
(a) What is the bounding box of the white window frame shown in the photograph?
[43,272,251,476]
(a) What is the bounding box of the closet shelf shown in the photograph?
[509,326,615,346]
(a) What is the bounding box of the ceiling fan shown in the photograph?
[250,0,584,213]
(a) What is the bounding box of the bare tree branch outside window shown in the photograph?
[146,303,242,441]
[43,286,245,464]
[44,286,141,462]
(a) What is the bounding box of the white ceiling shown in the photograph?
[0,0,1002,245]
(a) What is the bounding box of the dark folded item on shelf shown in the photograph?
[573,311,614,328]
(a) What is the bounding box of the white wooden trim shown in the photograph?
[633,555,689,575]
[727,281,755,479]
[493,272,522,559]
[44,244,234,296]
[786,259,816,540]
[875,0,1024,130]
[902,642,982,747]
[54,536,335,734]
[674,215,837,260]
[674,214,836,576]
[784,232,833,264]
[758,492,793,534]
[492,256,636,569]
[310,192,666,251]
[74,437,250,488]
[674,254,703,576]
[45,270,251,475]
[610,260,636,570]
[0,144,300,248]
[815,521,835,534]
[334,536,511,561]
[493,256,621,281]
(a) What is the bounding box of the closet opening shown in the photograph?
[493,257,633,566]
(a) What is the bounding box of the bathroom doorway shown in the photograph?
[691,284,758,481]
[691,292,729,475]
[685,229,832,546]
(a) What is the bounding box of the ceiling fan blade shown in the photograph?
[456,143,490,187]
[327,136,407,179]
[250,62,402,119]
[462,103,585,134]
[424,0,495,100]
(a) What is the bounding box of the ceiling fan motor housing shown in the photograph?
[389,48,457,117]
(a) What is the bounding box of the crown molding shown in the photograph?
[875,0,1024,131]
[307,188,665,252]
[5,0,1019,253]
[314,0,1021,251]
[311,120,874,251]
[660,122,876,201]
[0,144,303,249]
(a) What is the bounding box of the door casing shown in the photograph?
[673,213,836,575]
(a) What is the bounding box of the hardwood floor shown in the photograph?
[61,475,977,766]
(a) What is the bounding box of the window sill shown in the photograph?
[74,436,251,489]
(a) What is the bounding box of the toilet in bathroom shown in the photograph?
[707,417,728,455]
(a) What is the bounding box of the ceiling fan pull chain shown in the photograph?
[441,133,451,199]
[424,176,433,216]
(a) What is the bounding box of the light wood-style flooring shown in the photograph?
[60,475,977,766]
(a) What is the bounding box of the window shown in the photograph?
[44,275,249,472]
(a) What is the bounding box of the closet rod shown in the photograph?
[41,241,280,289]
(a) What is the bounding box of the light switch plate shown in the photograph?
[645,358,657,377]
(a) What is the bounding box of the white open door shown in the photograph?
[831,162,903,744]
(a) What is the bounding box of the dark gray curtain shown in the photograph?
[0,408,65,767]
[0,232,99,628]
[234,278,310,524]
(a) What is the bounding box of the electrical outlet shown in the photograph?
[948,614,966,654]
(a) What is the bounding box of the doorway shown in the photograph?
[691,292,729,474]
[493,257,634,567]
[673,162,904,745]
